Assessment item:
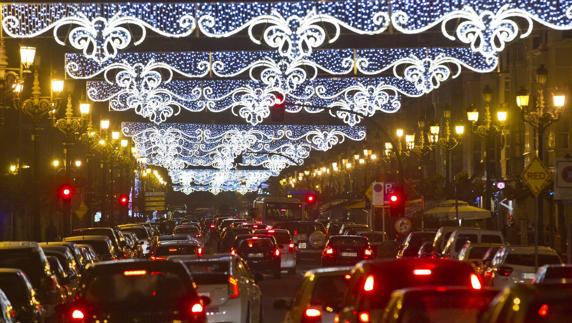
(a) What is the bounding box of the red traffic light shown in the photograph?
[118,194,129,206]
[305,194,316,204]
[389,194,399,203]
[58,184,74,201]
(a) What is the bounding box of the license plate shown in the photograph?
[522,273,535,280]
[298,243,307,249]
[249,253,264,258]
[341,252,357,257]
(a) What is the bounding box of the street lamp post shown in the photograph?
[516,65,566,270]
[467,86,507,215]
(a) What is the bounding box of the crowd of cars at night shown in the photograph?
[0,215,570,322]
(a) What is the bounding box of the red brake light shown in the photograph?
[123,270,147,276]
[538,304,549,317]
[364,248,373,257]
[288,243,295,248]
[413,269,432,276]
[197,247,203,256]
[268,229,275,233]
[210,224,215,228]
[228,276,240,299]
[363,275,375,292]
[71,309,85,320]
[191,303,204,313]
[230,249,236,256]
[358,311,370,323]
[470,273,482,290]
[274,248,281,257]
[344,274,351,280]
[304,308,321,318]
[324,247,334,255]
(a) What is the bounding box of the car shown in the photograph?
[169,254,263,323]
[480,283,572,323]
[117,224,152,255]
[431,226,470,256]
[58,259,209,322]
[457,242,504,266]
[379,287,499,323]
[322,235,374,267]
[150,240,203,260]
[217,219,246,237]
[219,227,254,252]
[75,244,97,265]
[441,229,504,259]
[0,269,45,322]
[325,221,348,239]
[63,235,119,261]
[486,246,562,288]
[533,264,572,284]
[336,258,483,323]
[274,221,326,254]
[122,231,144,258]
[396,231,436,258]
[339,224,370,236]
[263,229,297,274]
[39,241,87,273]
[70,227,125,258]
[46,256,74,300]
[356,231,385,255]
[278,267,352,323]
[0,242,67,319]
[39,244,81,282]
[233,236,282,278]
[173,224,203,241]
[0,289,15,323]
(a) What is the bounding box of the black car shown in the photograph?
[0,269,45,322]
[234,237,281,278]
[396,231,436,258]
[219,227,253,252]
[64,235,119,261]
[70,227,125,258]
[150,240,203,260]
[59,259,208,322]
[321,235,374,266]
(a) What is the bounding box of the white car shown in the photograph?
[489,246,562,288]
[442,228,504,259]
[170,254,263,323]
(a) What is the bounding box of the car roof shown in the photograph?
[466,243,504,248]
[504,245,558,254]
[452,228,502,234]
[305,266,353,276]
[0,241,40,250]
[169,254,234,262]
[64,235,111,241]
[0,268,24,275]
[157,240,200,246]
[362,258,474,272]
[74,227,114,231]
[329,235,367,239]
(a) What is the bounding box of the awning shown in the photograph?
[423,200,491,221]
[345,200,366,210]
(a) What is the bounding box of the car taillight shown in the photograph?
[71,308,85,320]
[358,311,370,322]
[413,269,432,276]
[230,248,237,256]
[123,270,147,276]
[289,242,295,253]
[324,247,334,256]
[363,275,375,292]
[302,307,322,323]
[364,248,373,258]
[538,304,549,317]
[228,276,240,299]
[274,248,281,257]
[150,256,165,261]
[197,247,204,257]
[470,273,482,290]
[498,266,513,277]
[190,303,204,313]
[210,224,215,228]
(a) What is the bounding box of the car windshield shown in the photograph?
[505,254,561,267]
[84,271,188,305]
[183,261,230,285]
[238,239,273,252]
[544,267,572,279]
[0,276,29,308]
[329,237,368,248]
[481,235,502,243]
[121,228,148,240]
[400,291,497,323]
[407,233,435,248]
[155,245,197,256]
[0,250,45,287]
[310,275,349,308]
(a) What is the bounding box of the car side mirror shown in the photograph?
[200,295,211,307]
[273,298,291,310]
[254,273,264,283]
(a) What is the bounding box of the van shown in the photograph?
[442,228,504,259]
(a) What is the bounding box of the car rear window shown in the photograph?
[329,237,368,248]
[0,250,45,286]
[467,247,491,260]
[238,239,274,252]
[0,276,29,307]
[184,261,229,274]
[505,254,561,267]
[85,271,188,304]
[156,245,198,256]
[400,291,497,323]
[273,232,291,244]
[481,235,502,243]
[310,275,349,308]
[80,241,111,256]
[545,267,572,279]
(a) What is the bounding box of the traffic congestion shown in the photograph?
[0,196,570,322]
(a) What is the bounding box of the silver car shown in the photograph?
[169,254,263,323]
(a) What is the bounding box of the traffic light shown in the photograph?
[58,184,74,201]
[118,194,129,207]
[305,193,317,205]
[270,92,286,122]
[387,185,405,217]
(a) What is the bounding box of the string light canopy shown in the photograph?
[2,1,388,63]
[170,168,273,193]
[122,122,366,172]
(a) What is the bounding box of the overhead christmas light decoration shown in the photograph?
[3,1,388,62]
[170,169,273,187]
[389,0,572,60]
[122,122,366,172]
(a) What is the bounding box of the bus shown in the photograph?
[253,196,305,226]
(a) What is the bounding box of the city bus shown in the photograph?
[253,196,305,226]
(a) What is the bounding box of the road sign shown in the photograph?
[145,191,166,212]
[371,182,385,207]
[522,158,551,197]
[394,217,412,235]
[555,159,572,200]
